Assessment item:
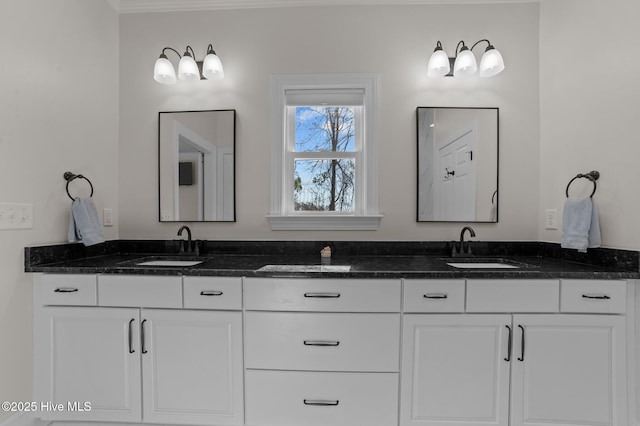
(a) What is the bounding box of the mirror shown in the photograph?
[417,107,498,222]
[159,110,236,222]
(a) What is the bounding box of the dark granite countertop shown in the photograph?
[24,240,640,280]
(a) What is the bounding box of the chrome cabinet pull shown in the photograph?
[303,399,339,406]
[54,287,78,293]
[504,325,512,362]
[582,294,611,300]
[423,293,448,299]
[303,340,340,347]
[517,325,525,362]
[200,290,223,296]
[128,319,135,354]
[304,292,340,298]
[141,319,148,354]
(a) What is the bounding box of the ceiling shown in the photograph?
[111,0,538,13]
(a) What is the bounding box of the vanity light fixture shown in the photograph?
[153,44,224,85]
[427,39,505,78]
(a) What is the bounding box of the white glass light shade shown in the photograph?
[479,48,505,77]
[427,50,451,78]
[153,57,177,85]
[453,49,478,77]
[178,55,200,81]
[202,53,224,80]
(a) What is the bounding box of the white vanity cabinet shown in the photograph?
[33,274,244,426]
[243,277,402,426]
[38,305,142,422]
[139,308,243,425]
[510,313,626,426]
[32,271,633,426]
[400,279,628,426]
[401,313,512,426]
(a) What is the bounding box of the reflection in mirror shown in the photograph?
[417,107,498,222]
[159,110,235,222]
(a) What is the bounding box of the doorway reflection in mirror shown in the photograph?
[159,110,236,222]
[417,107,498,222]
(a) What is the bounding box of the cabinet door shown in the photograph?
[511,314,627,426]
[40,307,141,422]
[400,314,511,426]
[141,309,243,425]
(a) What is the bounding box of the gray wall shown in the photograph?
[0,0,119,415]
[538,0,640,250]
[118,3,541,241]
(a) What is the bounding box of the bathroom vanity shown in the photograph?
[25,240,640,426]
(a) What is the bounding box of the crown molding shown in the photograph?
[115,0,538,14]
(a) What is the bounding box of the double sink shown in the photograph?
[129,256,534,271]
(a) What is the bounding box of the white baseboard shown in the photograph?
[0,413,48,426]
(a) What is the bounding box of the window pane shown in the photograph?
[294,159,355,212]
[295,107,355,152]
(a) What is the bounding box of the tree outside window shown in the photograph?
[292,106,357,212]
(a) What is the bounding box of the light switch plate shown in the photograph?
[103,208,114,227]
[0,203,34,230]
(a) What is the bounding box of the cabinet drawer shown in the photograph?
[561,280,627,314]
[245,370,398,426]
[245,312,400,372]
[40,274,97,306]
[183,276,242,310]
[98,275,182,308]
[466,280,559,312]
[404,280,465,312]
[244,278,401,312]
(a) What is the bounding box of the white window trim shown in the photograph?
[268,73,382,231]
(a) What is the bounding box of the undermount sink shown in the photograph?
[445,258,535,269]
[136,260,204,267]
[447,262,519,269]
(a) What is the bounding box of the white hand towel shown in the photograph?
[68,198,105,246]
[587,200,601,249]
[561,197,600,252]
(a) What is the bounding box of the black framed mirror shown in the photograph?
[417,107,498,222]
[159,109,236,222]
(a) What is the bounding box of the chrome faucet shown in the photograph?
[452,226,476,257]
[177,225,195,253]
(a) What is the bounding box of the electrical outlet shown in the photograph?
[545,208,558,230]
[103,208,114,227]
[0,203,34,230]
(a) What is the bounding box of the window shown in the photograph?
[269,74,381,230]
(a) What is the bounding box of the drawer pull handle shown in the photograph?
[582,294,611,300]
[504,325,512,362]
[303,340,340,347]
[303,399,339,406]
[54,287,78,293]
[304,292,341,298]
[141,319,148,354]
[423,293,448,299]
[200,290,223,296]
[128,319,135,354]
[517,325,525,362]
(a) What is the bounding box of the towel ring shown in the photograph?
[565,171,599,198]
[64,172,94,201]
